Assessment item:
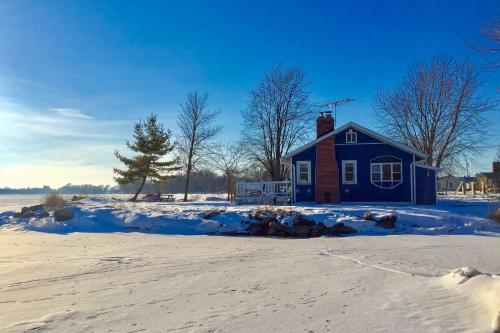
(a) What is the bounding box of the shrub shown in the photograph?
[362,212,373,221]
[71,195,88,202]
[190,194,202,202]
[43,191,67,211]
[489,207,500,223]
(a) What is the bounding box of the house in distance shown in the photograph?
[282,112,437,205]
[475,162,500,193]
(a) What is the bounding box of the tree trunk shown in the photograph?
[444,175,449,194]
[131,174,148,202]
[227,175,231,201]
[183,166,191,202]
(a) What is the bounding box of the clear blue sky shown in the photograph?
[0,0,498,187]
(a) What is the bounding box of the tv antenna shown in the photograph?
[316,98,355,121]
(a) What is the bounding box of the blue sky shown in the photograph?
[0,0,498,187]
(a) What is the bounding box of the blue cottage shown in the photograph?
[281,112,437,205]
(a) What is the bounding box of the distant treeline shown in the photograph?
[0,169,267,195]
[0,184,117,195]
[115,169,266,194]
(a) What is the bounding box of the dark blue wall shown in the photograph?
[335,143,413,202]
[292,145,316,202]
[415,166,437,205]
[335,127,413,202]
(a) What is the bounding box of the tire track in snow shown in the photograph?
[319,249,500,331]
[317,250,438,277]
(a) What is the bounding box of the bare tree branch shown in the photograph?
[375,55,495,169]
[241,65,312,180]
[468,16,500,70]
[206,142,246,200]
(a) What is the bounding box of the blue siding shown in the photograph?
[415,167,437,205]
[290,126,430,203]
[334,139,414,203]
[292,145,316,202]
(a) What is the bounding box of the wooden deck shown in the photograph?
[234,181,292,205]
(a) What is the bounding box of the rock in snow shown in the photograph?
[375,214,397,229]
[53,207,74,221]
[203,210,225,219]
[28,204,45,212]
[329,222,357,236]
[244,210,357,237]
[13,204,48,219]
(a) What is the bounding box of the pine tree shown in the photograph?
[114,114,179,201]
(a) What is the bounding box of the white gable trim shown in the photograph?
[281,122,427,160]
[414,163,439,171]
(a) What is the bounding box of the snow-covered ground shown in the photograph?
[1,195,499,236]
[0,196,499,332]
[0,232,499,332]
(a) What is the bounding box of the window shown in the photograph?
[370,155,402,189]
[296,161,311,185]
[342,160,357,184]
[346,129,357,143]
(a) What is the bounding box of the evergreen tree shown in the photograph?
[114,114,179,201]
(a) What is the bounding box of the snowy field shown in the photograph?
[1,194,499,236]
[0,195,499,332]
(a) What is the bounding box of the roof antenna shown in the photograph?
[316,98,355,122]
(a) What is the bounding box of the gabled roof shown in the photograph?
[281,122,427,160]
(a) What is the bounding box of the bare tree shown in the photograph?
[469,17,499,69]
[207,143,245,201]
[375,55,494,168]
[241,65,311,180]
[496,146,500,162]
[177,92,221,201]
[240,161,270,182]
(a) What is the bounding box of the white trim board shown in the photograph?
[414,163,439,171]
[369,161,403,189]
[281,122,427,160]
[342,160,357,184]
[335,142,385,146]
[296,161,311,185]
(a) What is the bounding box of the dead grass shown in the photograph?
[489,207,500,223]
[362,212,373,221]
[190,194,202,202]
[43,191,67,211]
[253,207,294,216]
[71,195,88,202]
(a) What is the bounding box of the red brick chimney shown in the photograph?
[316,111,334,137]
[315,112,340,203]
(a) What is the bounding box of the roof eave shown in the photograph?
[282,122,427,160]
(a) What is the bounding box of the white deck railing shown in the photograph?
[235,181,291,204]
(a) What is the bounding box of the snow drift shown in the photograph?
[442,267,500,332]
[0,197,499,237]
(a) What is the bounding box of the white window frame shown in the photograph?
[296,161,311,185]
[346,129,357,144]
[370,162,403,189]
[342,160,357,184]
